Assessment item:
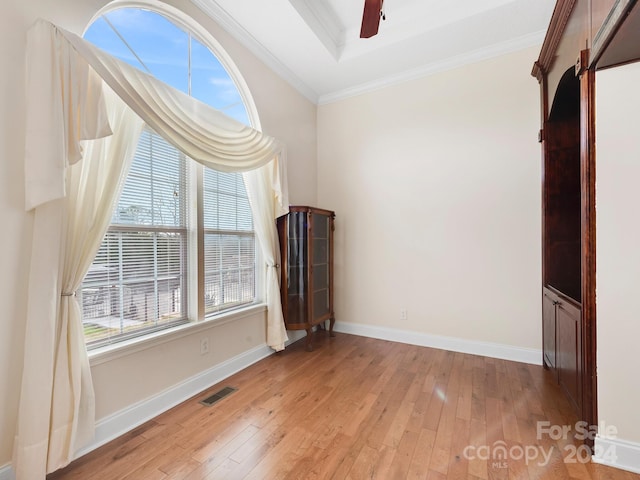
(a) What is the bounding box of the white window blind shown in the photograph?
[203,169,255,315]
[81,128,189,346]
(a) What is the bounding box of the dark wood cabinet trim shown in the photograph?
[535,0,640,449]
[579,62,598,442]
[591,0,639,68]
[532,0,578,80]
[539,75,549,331]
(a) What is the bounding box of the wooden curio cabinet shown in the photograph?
[277,206,335,351]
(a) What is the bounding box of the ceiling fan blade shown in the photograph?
[360,0,383,38]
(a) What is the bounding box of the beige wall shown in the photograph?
[317,47,543,349]
[596,61,640,444]
[90,311,267,419]
[0,0,317,469]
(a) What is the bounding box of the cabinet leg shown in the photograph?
[329,317,335,337]
[305,328,314,352]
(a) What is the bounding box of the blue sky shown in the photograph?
[84,8,250,125]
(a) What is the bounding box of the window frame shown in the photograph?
[81,1,266,351]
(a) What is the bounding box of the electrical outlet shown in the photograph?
[200,337,209,355]
[400,309,408,320]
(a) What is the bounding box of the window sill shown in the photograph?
[88,303,267,367]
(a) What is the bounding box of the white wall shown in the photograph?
[0,0,317,470]
[596,62,640,445]
[317,47,543,351]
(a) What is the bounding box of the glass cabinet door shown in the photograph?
[311,212,330,321]
[286,211,307,323]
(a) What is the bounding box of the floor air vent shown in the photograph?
[200,386,237,406]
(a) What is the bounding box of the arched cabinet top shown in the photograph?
[532,0,640,116]
[532,0,588,116]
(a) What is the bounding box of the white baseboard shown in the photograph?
[593,435,640,474]
[76,344,270,458]
[0,331,306,479]
[333,321,542,365]
[78,330,305,458]
[0,464,14,480]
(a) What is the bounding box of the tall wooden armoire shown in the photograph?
[534,0,640,445]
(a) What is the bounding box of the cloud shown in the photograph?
[209,77,236,88]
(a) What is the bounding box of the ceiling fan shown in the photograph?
[360,0,385,38]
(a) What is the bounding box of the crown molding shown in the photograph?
[191,0,545,106]
[531,0,576,80]
[190,0,319,103]
[319,30,547,105]
[287,0,343,59]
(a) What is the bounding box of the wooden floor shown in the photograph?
[48,332,640,480]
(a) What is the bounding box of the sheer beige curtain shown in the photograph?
[14,90,145,479]
[244,155,290,351]
[16,19,289,480]
[16,22,145,479]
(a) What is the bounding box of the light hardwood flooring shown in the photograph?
[48,332,640,479]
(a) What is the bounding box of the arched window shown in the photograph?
[80,5,259,347]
